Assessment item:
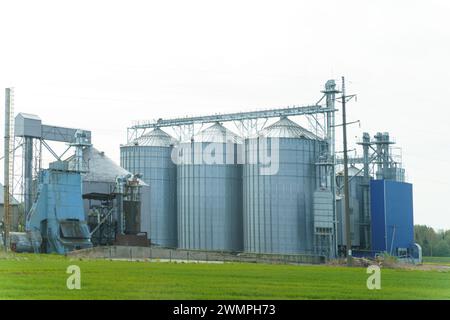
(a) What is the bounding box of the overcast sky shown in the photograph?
[0,0,449,229]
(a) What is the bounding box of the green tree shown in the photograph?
[414,225,450,257]
[434,240,450,257]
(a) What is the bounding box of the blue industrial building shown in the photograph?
[370,180,414,257]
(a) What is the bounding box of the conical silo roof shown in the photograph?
[126,128,177,147]
[194,122,241,144]
[67,147,147,185]
[260,117,320,140]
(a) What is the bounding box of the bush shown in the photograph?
[434,240,450,257]
[376,253,398,268]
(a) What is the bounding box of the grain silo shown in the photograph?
[243,117,324,255]
[177,122,243,252]
[120,128,178,247]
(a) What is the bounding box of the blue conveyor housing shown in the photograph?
[26,168,92,254]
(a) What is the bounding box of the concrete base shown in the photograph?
[68,245,325,265]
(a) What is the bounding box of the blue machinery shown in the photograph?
[24,163,143,254]
[12,115,144,254]
[26,165,92,254]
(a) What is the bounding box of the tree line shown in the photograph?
[414,225,450,257]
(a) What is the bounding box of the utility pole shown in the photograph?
[341,77,353,267]
[3,88,12,251]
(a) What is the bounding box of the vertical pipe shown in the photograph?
[374,133,383,179]
[24,136,33,217]
[116,192,124,235]
[3,88,11,251]
[341,77,353,266]
[362,133,370,180]
[384,133,390,179]
[362,132,371,249]
[115,175,129,235]
[324,79,337,258]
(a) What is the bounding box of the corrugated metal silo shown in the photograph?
[243,117,323,254]
[177,122,243,252]
[120,128,178,247]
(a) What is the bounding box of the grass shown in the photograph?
[0,253,449,300]
[423,256,450,266]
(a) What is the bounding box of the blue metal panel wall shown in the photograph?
[385,180,414,253]
[370,180,387,252]
[47,170,84,220]
[370,180,414,254]
[26,169,90,254]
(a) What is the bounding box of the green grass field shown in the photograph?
[423,256,450,266]
[1,253,449,300]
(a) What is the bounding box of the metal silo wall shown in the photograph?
[243,137,320,254]
[177,142,243,252]
[120,145,177,247]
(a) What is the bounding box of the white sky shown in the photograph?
[0,0,449,229]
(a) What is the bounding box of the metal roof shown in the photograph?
[16,113,41,121]
[259,117,320,140]
[67,147,147,185]
[193,122,242,144]
[126,128,177,147]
